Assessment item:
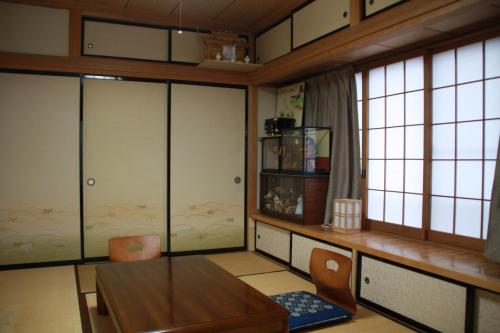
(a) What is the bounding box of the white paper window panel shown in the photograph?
[358,101,363,130]
[369,67,385,98]
[457,42,483,84]
[455,199,481,238]
[84,20,169,61]
[386,94,404,127]
[360,256,466,333]
[364,0,403,16]
[485,78,500,119]
[431,161,455,196]
[0,2,68,56]
[405,125,423,159]
[405,160,423,194]
[484,161,496,200]
[386,127,404,158]
[457,82,483,122]
[456,161,483,199]
[359,130,363,159]
[405,57,424,91]
[369,97,385,128]
[405,91,424,125]
[368,159,385,190]
[432,87,455,124]
[385,192,403,224]
[433,49,455,88]
[368,129,385,159]
[368,190,384,221]
[0,73,80,264]
[255,19,291,64]
[292,0,349,49]
[475,288,500,333]
[404,194,422,228]
[431,196,454,233]
[255,222,290,262]
[291,234,351,274]
[485,119,500,159]
[355,72,363,101]
[456,121,483,159]
[432,124,455,159]
[171,30,209,63]
[385,160,403,192]
[386,61,404,95]
[485,37,500,79]
[483,201,490,239]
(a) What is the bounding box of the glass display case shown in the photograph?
[260,173,328,225]
[261,127,331,174]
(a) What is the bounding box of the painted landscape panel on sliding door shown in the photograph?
[83,78,167,258]
[0,73,80,265]
[170,83,245,252]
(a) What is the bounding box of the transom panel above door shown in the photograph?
[169,83,246,253]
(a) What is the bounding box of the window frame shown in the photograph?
[357,29,500,251]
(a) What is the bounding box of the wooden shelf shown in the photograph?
[198,60,263,72]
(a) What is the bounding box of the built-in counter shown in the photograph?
[251,212,500,333]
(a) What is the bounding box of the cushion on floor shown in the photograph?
[270,290,351,332]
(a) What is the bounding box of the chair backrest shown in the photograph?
[309,247,357,314]
[108,235,161,262]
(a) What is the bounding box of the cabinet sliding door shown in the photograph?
[0,73,80,265]
[83,78,168,258]
[170,83,246,252]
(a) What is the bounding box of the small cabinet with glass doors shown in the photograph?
[260,127,331,225]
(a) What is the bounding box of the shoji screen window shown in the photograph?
[431,37,500,240]
[367,57,424,228]
[356,72,363,163]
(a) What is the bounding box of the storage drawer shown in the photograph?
[475,289,500,333]
[255,18,291,64]
[359,255,467,332]
[291,233,351,274]
[255,222,290,263]
[83,19,169,61]
[365,0,404,17]
[0,2,68,56]
[292,0,349,49]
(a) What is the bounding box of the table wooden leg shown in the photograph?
[96,282,108,316]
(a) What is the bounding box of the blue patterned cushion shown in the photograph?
[270,291,351,332]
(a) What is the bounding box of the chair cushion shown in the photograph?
[270,291,351,332]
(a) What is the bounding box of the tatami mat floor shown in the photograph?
[0,251,414,332]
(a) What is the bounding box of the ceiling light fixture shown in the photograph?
[178,0,183,34]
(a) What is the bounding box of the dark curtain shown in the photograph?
[304,67,361,225]
[485,137,500,263]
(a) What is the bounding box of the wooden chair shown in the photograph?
[108,235,161,262]
[309,247,357,314]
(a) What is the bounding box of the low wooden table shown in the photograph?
[96,256,289,333]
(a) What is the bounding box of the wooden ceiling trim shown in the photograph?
[248,0,305,34]
[0,51,249,84]
[248,0,498,85]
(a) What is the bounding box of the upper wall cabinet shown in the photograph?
[0,2,68,56]
[83,19,169,62]
[171,29,209,64]
[256,19,292,64]
[292,0,349,49]
[364,0,404,17]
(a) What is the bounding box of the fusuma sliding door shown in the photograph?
[0,72,80,265]
[83,78,167,258]
[170,83,246,253]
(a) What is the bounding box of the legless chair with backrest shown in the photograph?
[108,235,161,262]
[309,247,357,315]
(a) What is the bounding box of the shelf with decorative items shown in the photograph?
[197,30,262,72]
[260,127,331,225]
